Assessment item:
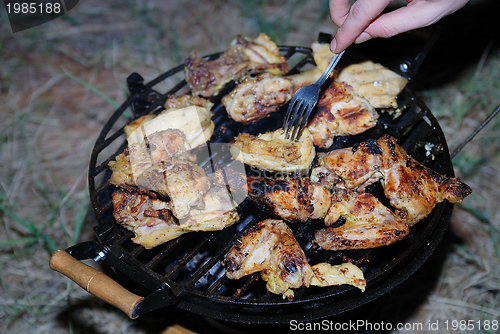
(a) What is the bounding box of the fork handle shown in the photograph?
[315,50,345,87]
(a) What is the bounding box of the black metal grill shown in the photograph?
[80,43,456,324]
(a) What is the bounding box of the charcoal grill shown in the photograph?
[50,34,466,325]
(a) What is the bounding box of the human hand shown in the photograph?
[329,0,470,53]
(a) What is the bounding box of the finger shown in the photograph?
[329,0,352,26]
[331,0,392,53]
[362,0,469,39]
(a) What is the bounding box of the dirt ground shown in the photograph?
[1,1,499,333]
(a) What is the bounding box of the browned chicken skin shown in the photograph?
[224,219,314,298]
[307,81,379,148]
[377,135,472,226]
[315,188,409,250]
[185,33,288,97]
[223,218,366,298]
[246,175,331,222]
[312,134,472,226]
[336,60,408,109]
[222,73,294,123]
[230,128,316,173]
[112,186,239,249]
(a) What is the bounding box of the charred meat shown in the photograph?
[185,33,288,97]
[311,134,472,226]
[307,81,379,148]
[224,219,313,299]
[246,175,331,222]
[224,218,366,299]
[223,73,294,123]
[315,188,409,250]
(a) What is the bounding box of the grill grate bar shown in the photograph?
[93,141,127,177]
[163,236,211,279]
[206,273,230,295]
[183,240,234,289]
[230,273,260,300]
[93,128,126,157]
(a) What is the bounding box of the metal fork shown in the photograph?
[283,50,345,141]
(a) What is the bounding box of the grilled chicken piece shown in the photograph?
[310,262,366,291]
[164,94,214,110]
[179,186,239,233]
[111,187,181,248]
[223,73,294,123]
[377,135,472,226]
[230,128,315,172]
[224,218,366,298]
[307,81,379,148]
[311,138,384,191]
[235,33,289,75]
[315,188,409,250]
[224,219,313,299]
[108,129,211,219]
[222,43,338,124]
[336,60,408,109]
[185,47,248,98]
[109,129,194,188]
[312,134,472,226]
[246,175,331,222]
[158,157,211,219]
[185,33,287,97]
[112,187,239,249]
[126,96,214,149]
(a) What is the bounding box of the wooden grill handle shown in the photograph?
[49,249,144,319]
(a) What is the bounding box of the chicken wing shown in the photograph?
[336,60,408,109]
[246,175,331,222]
[310,138,384,191]
[312,135,472,226]
[307,81,379,148]
[223,219,313,299]
[314,188,409,250]
[377,134,472,226]
[223,218,366,299]
[230,128,315,173]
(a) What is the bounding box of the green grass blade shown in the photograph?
[61,67,120,109]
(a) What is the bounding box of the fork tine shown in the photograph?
[290,107,310,141]
[283,100,296,133]
[292,102,317,141]
[284,100,303,139]
[283,97,300,131]
[287,103,307,141]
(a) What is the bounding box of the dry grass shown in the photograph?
[1,0,499,333]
